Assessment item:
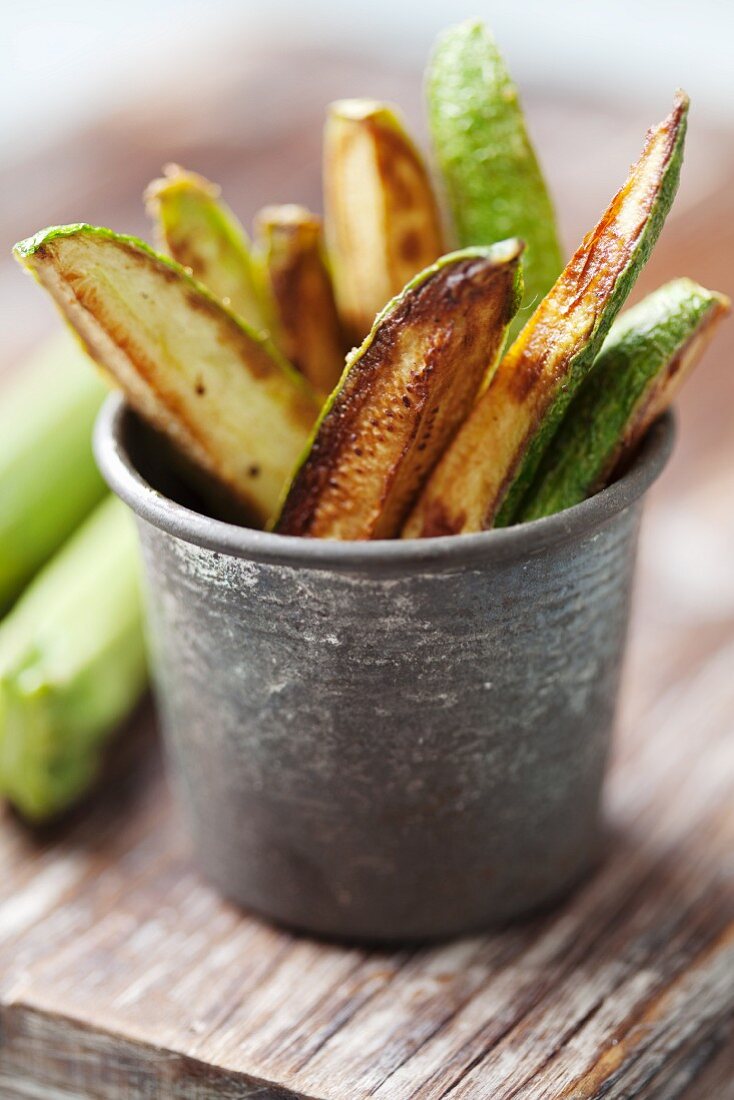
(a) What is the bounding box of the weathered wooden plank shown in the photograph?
[0,1005,315,1100]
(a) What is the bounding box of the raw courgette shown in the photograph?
[0,497,146,822]
[0,332,107,613]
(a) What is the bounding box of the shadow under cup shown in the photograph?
[95,396,673,942]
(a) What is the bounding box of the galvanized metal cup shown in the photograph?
[95,396,673,941]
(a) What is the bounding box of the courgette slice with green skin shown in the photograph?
[0,332,107,614]
[427,20,563,343]
[404,93,688,539]
[14,225,321,527]
[145,165,267,333]
[276,241,524,540]
[324,99,446,345]
[0,496,146,822]
[520,279,730,522]
[253,205,346,394]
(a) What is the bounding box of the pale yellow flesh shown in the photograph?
[403,109,680,537]
[253,205,345,393]
[145,165,267,332]
[324,100,446,344]
[24,232,320,526]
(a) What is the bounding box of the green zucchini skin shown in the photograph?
[405,94,689,539]
[519,279,730,521]
[0,497,147,822]
[494,92,689,527]
[426,19,563,342]
[0,333,107,614]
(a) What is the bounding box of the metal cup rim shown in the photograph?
[94,394,674,573]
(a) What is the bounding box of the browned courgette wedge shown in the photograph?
[14,225,321,527]
[276,241,523,540]
[519,278,730,521]
[403,92,688,537]
[145,165,267,332]
[253,205,346,394]
[324,99,446,345]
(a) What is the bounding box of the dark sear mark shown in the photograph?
[276,245,522,540]
[20,227,322,528]
[403,93,688,538]
[419,499,466,538]
[399,230,424,264]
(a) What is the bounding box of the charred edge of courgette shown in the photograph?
[493,92,689,527]
[276,248,522,537]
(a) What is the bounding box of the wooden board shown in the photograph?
[0,48,733,1098]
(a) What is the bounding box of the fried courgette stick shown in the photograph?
[427,19,563,341]
[253,205,345,393]
[404,93,688,537]
[146,165,267,332]
[324,99,445,344]
[15,225,321,527]
[277,241,523,539]
[520,279,729,520]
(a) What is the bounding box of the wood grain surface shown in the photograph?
[0,47,732,1099]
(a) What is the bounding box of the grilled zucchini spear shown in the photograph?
[145,164,267,332]
[253,205,345,393]
[0,497,146,822]
[427,19,563,341]
[324,99,446,344]
[404,92,688,537]
[14,225,321,528]
[0,332,107,613]
[276,241,523,540]
[520,279,730,521]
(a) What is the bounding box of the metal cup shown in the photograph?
[96,395,673,941]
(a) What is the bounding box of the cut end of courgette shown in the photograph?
[144,165,267,333]
[324,98,446,345]
[253,205,346,394]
